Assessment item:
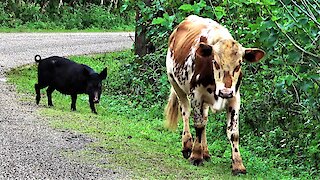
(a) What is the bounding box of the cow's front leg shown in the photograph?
[189,92,207,166]
[180,97,193,159]
[227,93,246,175]
[202,104,210,161]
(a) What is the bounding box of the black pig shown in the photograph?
[34,55,107,114]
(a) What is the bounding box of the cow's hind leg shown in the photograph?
[227,94,246,175]
[166,77,193,159]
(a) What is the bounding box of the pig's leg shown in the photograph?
[35,83,47,105]
[46,86,55,106]
[89,97,97,114]
[35,84,41,105]
[71,94,77,111]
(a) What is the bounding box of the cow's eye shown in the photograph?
[233,65,241,76]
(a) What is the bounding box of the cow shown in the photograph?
[164,15,265,175]
[34,55,107,114]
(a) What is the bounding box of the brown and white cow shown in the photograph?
[165,15,265,175]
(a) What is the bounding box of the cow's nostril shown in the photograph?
[218,90,233,99]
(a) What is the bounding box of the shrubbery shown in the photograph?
[0,1,134,30]
[113,0,319,178]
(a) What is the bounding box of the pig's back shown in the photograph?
[38,56,88,95]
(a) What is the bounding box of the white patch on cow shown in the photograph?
[166,49,174,75]
[196,74,200,81]
[211,98,227,111]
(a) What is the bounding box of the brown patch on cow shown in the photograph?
[190,44,215,88]
[214,61,220,70]
[207,88,212,94]
[224,71,232,88]
[231,133,239,142]
[169,20,207,64]
[235,72,242,92]
[200,36,207,43]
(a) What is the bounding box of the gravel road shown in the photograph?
[0,32,133,179]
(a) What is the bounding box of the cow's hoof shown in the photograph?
[203,153,211,161]
[190,157,204,166]
[181,148,192,159]
[232,168,246,175]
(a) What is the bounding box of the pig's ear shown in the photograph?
[99,67,107,80]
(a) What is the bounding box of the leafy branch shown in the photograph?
[292,0,320,28]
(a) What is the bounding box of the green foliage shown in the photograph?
[123,0,320,178]
[0,1,134,31]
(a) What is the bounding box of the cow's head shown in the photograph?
[195,39,265,98]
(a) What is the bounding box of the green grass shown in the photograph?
[6,50,300,179]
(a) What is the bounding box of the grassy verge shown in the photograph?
[7,50,297,179]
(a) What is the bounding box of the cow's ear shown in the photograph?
[196,43,213,57]
[244,48,265,63]
[99,67,108,80]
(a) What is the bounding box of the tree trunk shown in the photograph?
[134,0,152,57]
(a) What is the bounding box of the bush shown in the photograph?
[0,1,134,31]
[121,0,319,178]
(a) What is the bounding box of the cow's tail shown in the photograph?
[164,87,180,130]
[34,55,41,63]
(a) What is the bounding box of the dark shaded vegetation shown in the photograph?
[0,0,134,31]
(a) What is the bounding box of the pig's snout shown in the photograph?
[93,98,99,103]
[92,92,100,103]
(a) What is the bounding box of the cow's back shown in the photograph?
[167,15,233,95]
[169,15,233,65]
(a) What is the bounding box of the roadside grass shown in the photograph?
[0,27,134,33]
[7,50,295,179]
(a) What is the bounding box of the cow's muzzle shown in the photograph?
[218,89,233,99]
